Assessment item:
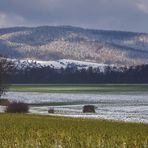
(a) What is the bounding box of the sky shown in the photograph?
[0,0,148,32]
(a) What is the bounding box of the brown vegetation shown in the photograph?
[5,102,29,113]
[83,105,95,113]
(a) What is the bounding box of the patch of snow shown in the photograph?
[0,106,5,112]
[11,58,112,72]
[2,92,148,123]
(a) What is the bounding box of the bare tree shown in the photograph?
[0,55,14,98]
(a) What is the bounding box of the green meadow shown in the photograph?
[9,84,148,93]
[0,114,147,148]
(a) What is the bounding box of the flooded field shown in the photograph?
[1,92,148,123]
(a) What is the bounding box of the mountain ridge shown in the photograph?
[0,25,148,66]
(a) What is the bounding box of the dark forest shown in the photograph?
[10,64,148,84]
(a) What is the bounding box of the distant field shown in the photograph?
[9,84,148,93]
[0,114,147,147]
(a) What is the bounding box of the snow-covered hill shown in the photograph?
[1,26,148,66]
[13,59,111,72]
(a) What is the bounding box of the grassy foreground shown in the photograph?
[0,114,147,148]
[9,84,148,93]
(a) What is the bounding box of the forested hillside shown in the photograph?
[0,26,148,66]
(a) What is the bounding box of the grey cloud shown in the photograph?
[0,0,148,32]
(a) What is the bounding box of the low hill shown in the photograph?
[0,26,148,66]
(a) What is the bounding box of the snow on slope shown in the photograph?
[36,59,110,70]
[13,59,111,72]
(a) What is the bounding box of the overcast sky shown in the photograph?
[0,0,148,32]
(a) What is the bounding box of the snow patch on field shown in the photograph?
[1,92,148,123]
[0,106,5,112]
